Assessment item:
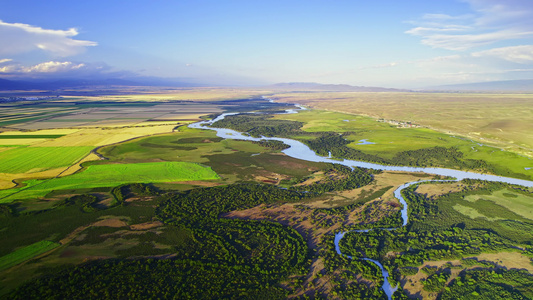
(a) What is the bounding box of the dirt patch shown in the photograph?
[92,218,128,228]
[415,182,481,198]
[59,217,129,245]
[253,173,289,185]
[295,172,325,186]
[130,221,164,231]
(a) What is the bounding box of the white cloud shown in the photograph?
[471,45,533,63]
[0,20,97,56]
[0,60,110,77]
[406,1,533,50]
[23,61,86,73]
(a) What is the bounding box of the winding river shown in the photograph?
[189,105,533,299]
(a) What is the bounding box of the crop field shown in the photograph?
[0,146,94,173]
[5,103,223,130]
[272,92,533,158]
[0,241,60,271]
[0,161,219,202]
[32,125,179,147]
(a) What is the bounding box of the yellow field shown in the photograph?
[0,139,49,146]
[33,124,179,147]
[0,129,79,136]
[272,92,533,157]
[60,88,270,102]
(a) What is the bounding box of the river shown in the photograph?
[189,106,533,300]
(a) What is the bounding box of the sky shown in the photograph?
[1,0,533,88]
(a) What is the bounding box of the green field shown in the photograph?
[0,146,94,173]
[0,241,60,271]
[452,203,502,221]
[464,189,533,221]
[0,162,219,202]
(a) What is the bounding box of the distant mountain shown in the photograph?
[267,82,410,92]
[0,77,203,91]
[425,79,533,92]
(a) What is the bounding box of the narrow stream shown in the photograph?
[189,105,533,299]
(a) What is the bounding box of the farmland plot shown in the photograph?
[0,162,219,202]
[0,146,94,173]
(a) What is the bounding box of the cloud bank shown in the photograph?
[0,20,97,56]
[0,60,114,78]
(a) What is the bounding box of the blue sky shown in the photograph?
[1,0,533,87]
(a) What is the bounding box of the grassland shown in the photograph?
[0,162,219,202]
[272,92,533,158]
[0,241,60,271]
[274,109,533,180]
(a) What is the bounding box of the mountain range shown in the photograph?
[2,76,533,93]
[0,77,202,91]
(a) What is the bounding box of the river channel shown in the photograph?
[189,106,533,299]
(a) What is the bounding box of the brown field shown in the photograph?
[272,92,533,157]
